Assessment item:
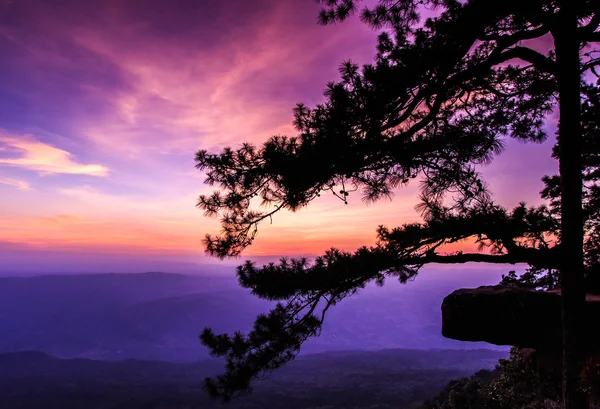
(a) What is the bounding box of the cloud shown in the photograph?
[1,0,375,158]
[0,176,32,190]
[57,184,205,218]
[0,0,556,258]
[0,212,207,255]
[0,132,109,176]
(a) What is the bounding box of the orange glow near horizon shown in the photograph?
[0,0,557,265]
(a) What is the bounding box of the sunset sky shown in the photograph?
[0,0,558,272]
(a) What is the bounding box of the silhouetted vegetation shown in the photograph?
[0,349,505,409]
[421,347,563,409]
[195,0,599,406]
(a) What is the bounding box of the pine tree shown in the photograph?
[195,1,599,406]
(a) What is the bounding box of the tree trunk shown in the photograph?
[554,2,587,408]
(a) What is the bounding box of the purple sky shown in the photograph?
[0,0,558,272]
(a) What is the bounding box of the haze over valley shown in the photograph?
[0,265,511,408]
[0,265,508,362]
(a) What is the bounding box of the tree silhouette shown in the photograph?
[502,84,600,293]
[421,347,563,409]
[195,1,599,406]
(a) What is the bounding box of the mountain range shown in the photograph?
[0,267,509,361]
[0,348,507,409]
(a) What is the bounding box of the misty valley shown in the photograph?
[0,270,505,362]
[0,270,507,408]
[0,349,506,409]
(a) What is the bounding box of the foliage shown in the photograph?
[421,347,562,409]
[195,0,600,401]
[0,349,503,409]
[500,85,600,293]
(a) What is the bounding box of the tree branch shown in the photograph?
[499,46,557,74]
[403,249,557,269]
[588,31,600,43]
[480,24,550,46]
[582,58,600,73]
[580,12,600,41]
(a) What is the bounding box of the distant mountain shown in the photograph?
[0,269,508,361]
[0,272,243,361]
[0,348,507,409]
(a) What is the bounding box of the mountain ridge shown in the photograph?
[0,270,508,362]
[0,348,508,409]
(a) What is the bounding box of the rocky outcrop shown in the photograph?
[441,285,600,350]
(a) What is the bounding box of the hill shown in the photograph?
[0,270,508,361]
[0,348,507,409]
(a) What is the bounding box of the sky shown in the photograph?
[0,0,558,273]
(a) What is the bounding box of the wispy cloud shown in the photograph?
[0,0,555,258]
[0,212,207,254]
[1,0,374,159]
[0,132,109,176]
[0,176,32,190]
[57,184,204,218]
